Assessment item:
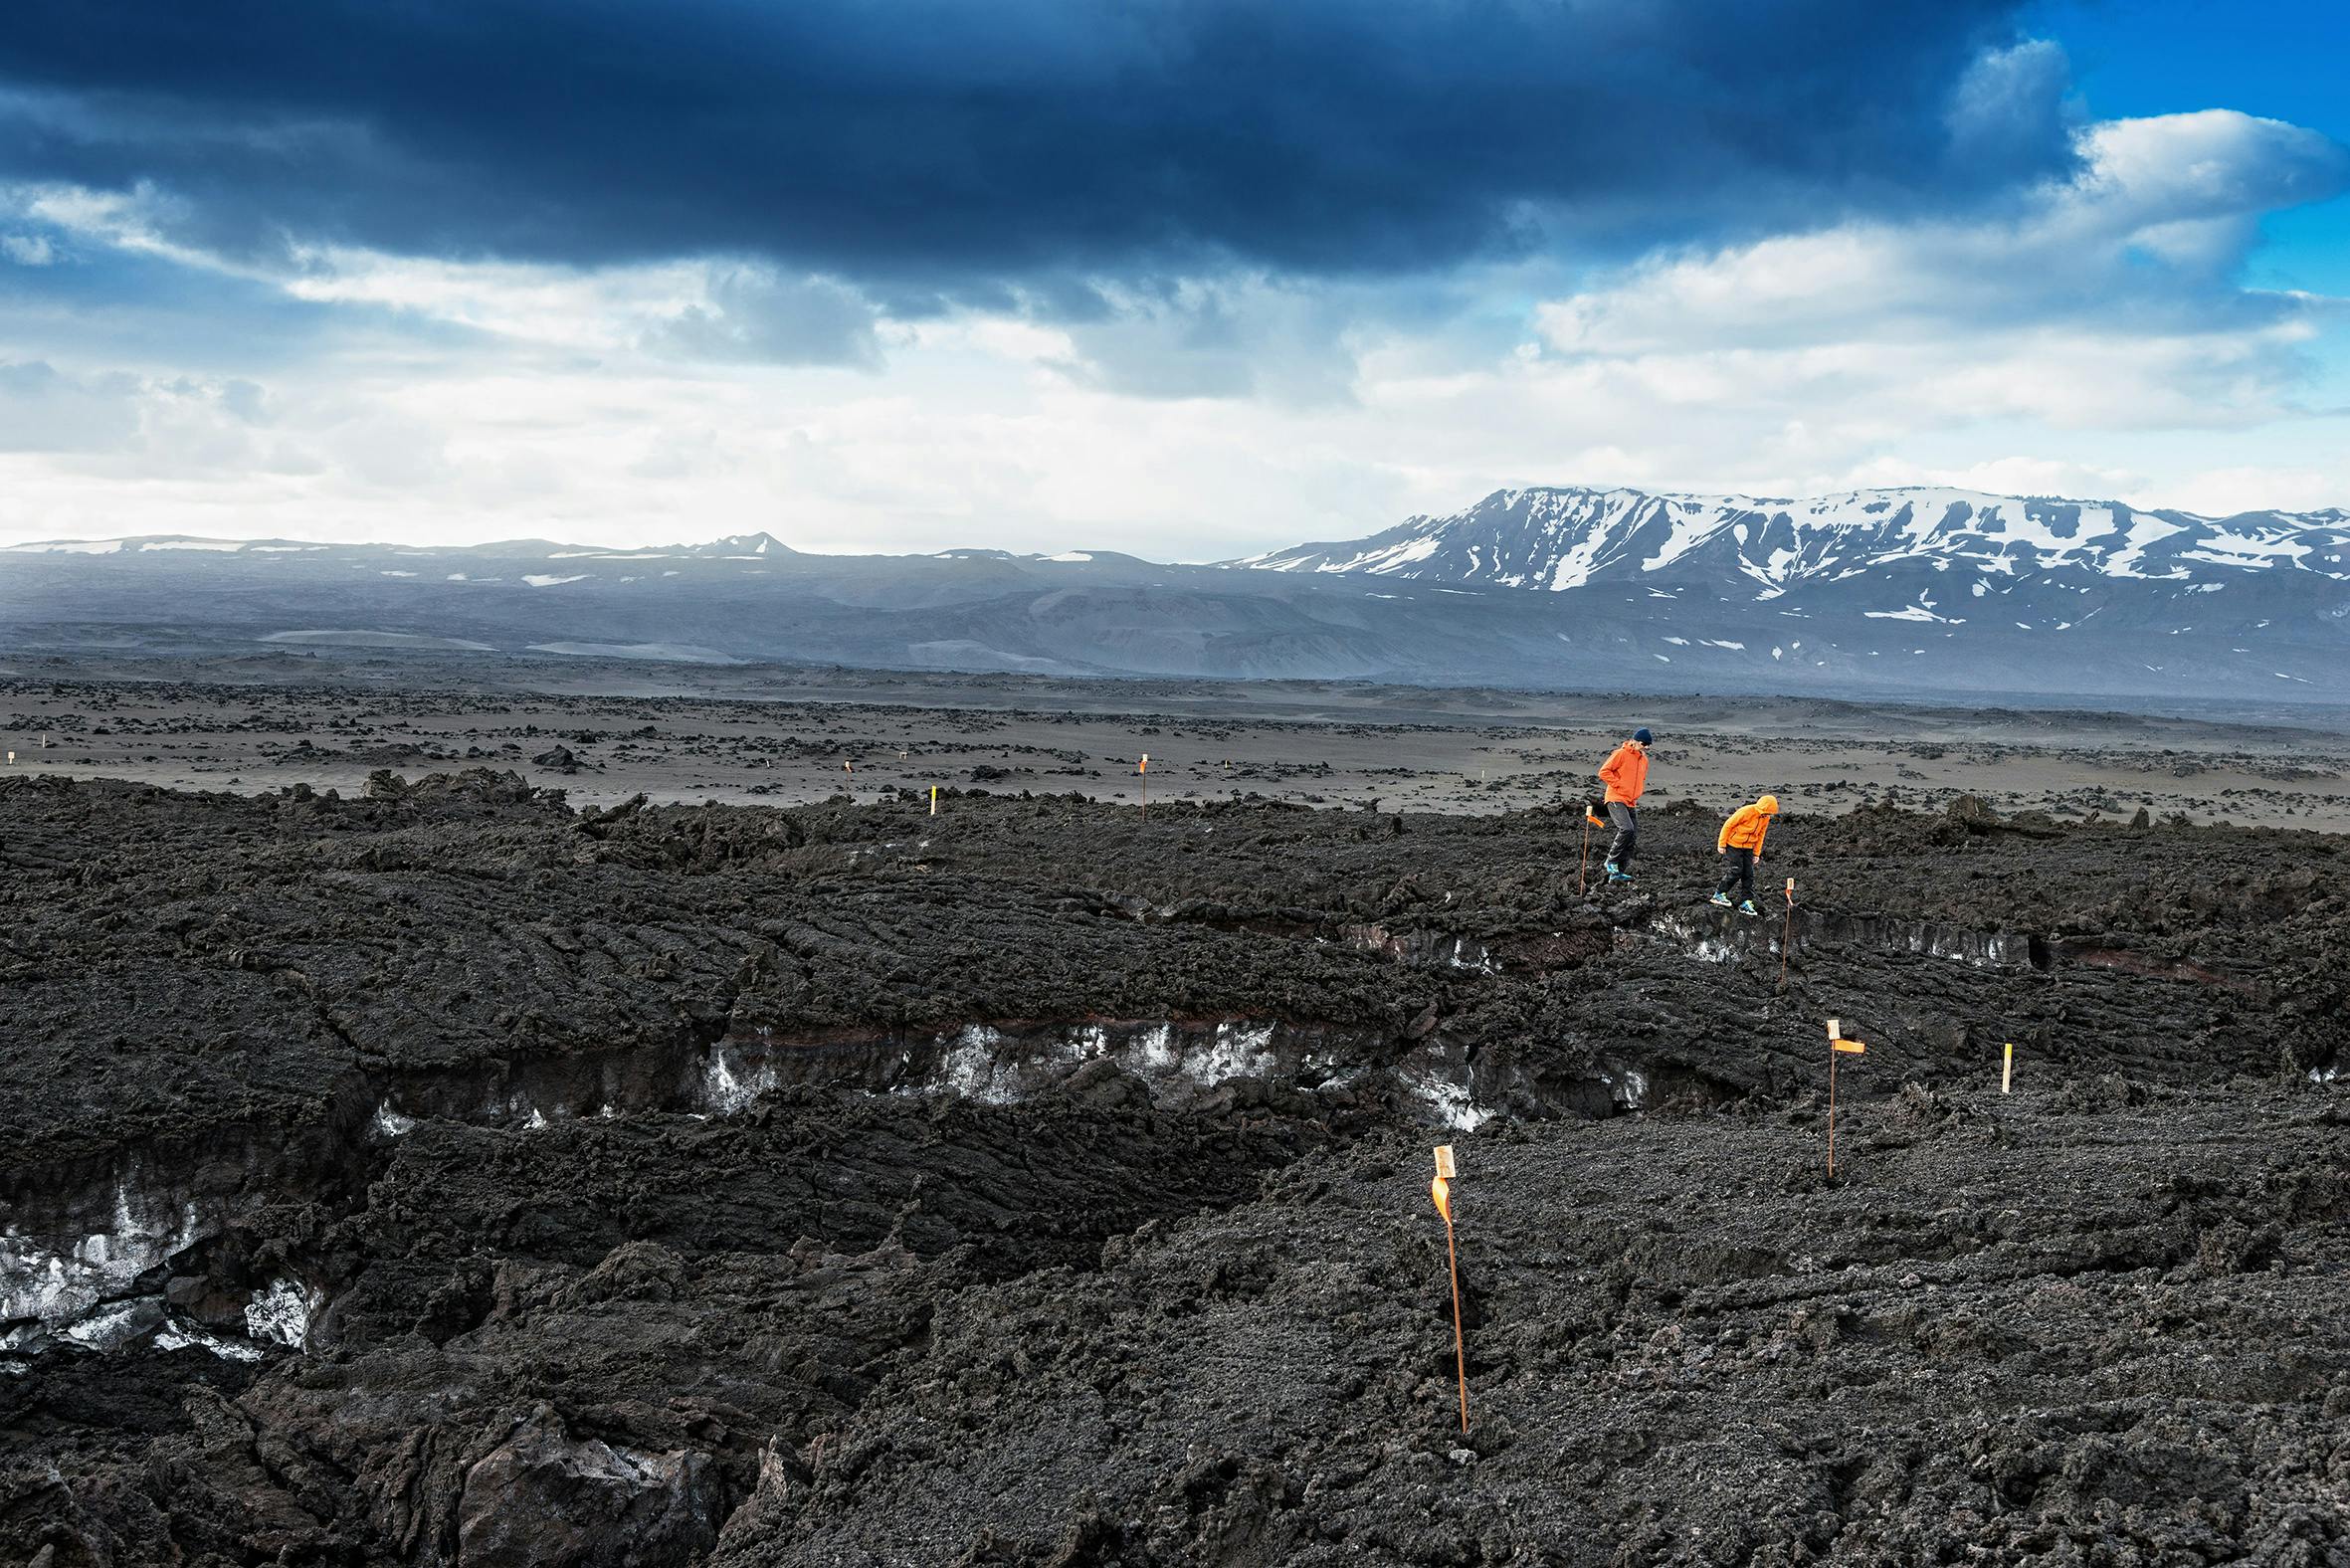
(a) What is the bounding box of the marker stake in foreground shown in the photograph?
[1827,1019,1866,1178]
[1430,1144,1469,1436]
[2003,1041,2015,1094]
[1137,753,1149,819]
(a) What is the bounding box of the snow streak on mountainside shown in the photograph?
[1237,487,2350,597]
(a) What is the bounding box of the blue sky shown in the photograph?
[1,0,2344,553]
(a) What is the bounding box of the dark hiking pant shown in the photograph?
[1715,846,1756,901]
[1606,802,1638,870]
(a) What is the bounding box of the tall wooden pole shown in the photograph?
[1432,1146,1468,1436]
[1828,1047,1839,1179]
[1778,878,1796,992]
[1444,1208,1468,1435]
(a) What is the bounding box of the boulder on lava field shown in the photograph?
[532,745,581,773]
[457,1409,721,1568]
[1946,794,2002,831]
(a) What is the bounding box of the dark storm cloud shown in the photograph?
[0,0,2074,292]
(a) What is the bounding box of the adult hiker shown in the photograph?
[1710,794,1780,915]
[1596,728,1653,884]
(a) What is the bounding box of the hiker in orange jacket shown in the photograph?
[1709,795,1780,915]
[1595,728,1653,884]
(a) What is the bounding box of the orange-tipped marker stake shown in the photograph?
[1827,1019,1866,1178]
[1430,1144,1469,1435]
[1778,878,1796,992]
[1138,753,1149,820]
[2002,1042,2014,1094]
[1580,802,1604,895]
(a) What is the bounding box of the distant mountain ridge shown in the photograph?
[4,482,2347,706]
[1234,485,2350,595]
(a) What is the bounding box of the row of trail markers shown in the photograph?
[1819,1026,2024,1180]
[1826,1019,1867,1179]
[1429,1144,1469,1435]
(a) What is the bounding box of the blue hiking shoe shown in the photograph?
[1708,892,1734,908]
[1737,899,1759,916]
[1606,866,1634,884]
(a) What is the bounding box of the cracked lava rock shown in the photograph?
[1,771,2345,1565]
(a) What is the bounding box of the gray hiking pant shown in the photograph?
[1606,802,1638,869]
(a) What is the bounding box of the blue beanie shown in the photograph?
[1634,727,1654,744]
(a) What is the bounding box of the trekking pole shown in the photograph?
[1778,878,1795,992]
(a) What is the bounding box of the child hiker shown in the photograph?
[1710,794,1780,915]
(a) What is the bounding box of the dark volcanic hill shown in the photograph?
[5,482,2348,705]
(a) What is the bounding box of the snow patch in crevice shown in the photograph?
[1,1181,213,1330]
[155,1316,267,1362]
[1194,1021,1277,1085]
[1402,1069,1491,1131]
[244,1276,322,1350]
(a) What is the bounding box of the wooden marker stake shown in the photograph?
[1580,803,1603,896]
[2002,1042,2014,1094]
[1778,878,1796,992]
[1138,753,1149,820]
[1827,1019,1867,1178]
[1430,1144,1469,1436]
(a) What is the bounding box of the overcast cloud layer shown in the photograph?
[0,0,2344,553]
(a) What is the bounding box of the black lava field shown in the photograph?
[2,771,2345,1566]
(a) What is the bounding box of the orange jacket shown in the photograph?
[1597,741,1650,806]
[1718,798,1778,855]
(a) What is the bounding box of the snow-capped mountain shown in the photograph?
[1237,486,2350,596]
[5,490,2347,704]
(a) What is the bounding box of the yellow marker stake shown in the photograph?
[930,784,939,817]
[1430,1145,1468,1436]
[1827,1020,1867,1178]
[2002,1042,2014,1094]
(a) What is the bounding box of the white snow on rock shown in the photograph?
[243,1277,321,1349]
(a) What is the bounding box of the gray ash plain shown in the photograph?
[2,659,2347,1565]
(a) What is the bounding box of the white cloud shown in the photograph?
[0,108,2343,556]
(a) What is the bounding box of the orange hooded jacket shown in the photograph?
[1597,740,1650,806]
[1718,796,1780,855]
